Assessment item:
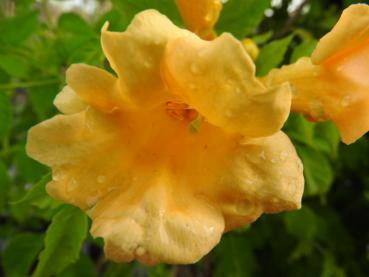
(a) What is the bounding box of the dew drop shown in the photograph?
[136,246,146,256]
[97,175,106,183]
[271,158,278,164]
[198,49,206,57]
[259,150,266,160]
[208,226,215,235]
[189,83,197,90]
[279,151,289,161]
[190,63,201,74]
[225,110,233,118]
[143,61,152,68]
[336,65,344,72]
[341,95,352,107]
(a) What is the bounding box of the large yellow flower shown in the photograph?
[27,10,304,264]
[263,4,369,144]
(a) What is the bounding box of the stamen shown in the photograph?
[166,101,198,121]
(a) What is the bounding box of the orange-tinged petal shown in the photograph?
[90,183,224,264]
[66,64,124,112]
[175,0,222,39]
[54,86,87,114]
[312,4,369,64]
[101,10,192,108]
[262,5,369,144]
[163,33,292,138]
[217,131,304,231]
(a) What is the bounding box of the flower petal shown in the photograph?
[54,86,87,114]
[101,10,191,108]
[217,131,304,231]
[312,4,369,64]
[175,0,222,39]
[66,64,124,112]
[163,33,292,137]
[263,55,369,144]
[90,183,224,264]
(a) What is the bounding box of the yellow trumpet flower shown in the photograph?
[27,10,303,264]
[263,4,369,144]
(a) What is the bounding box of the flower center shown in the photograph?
[166,101,198,121]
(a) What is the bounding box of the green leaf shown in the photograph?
[0,54,30,78]
[14,173,51,206]
[290,39,317,63]
[111,0,182,28]
[3,233,44,277]
[256,35,293,76]
[0,12,38,45]
[28,84,59,120]
[57,253,97,277]
[313,121,340,159]
[296,145,334,196]
[214,234,256,277]
[15,147,47,183]
[216,0,270,38]
[58,13,95,36]
[0,161,10,212]
[0,92,12,139]
[284,206,317,241]
[32,205,88,277]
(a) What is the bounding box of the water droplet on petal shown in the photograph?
[279,151,289,161]
[208,226,215,235]
[341,95,352,107]
[271,158,278,164]
[259,150,266,160]
[189,83,197,90]
[198,49,207,57]
[190,63,201,74]
[97,175,106,183]
[225,110,233,118]
[136,246,146,256]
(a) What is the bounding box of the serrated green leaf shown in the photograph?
[256,35,294,76]
[0,92,12,139]
[32,205,88,277]
[296,145,334,196]
[216,0,270,38]
[3,233,44,277]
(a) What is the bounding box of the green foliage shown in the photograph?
[216,0,270,38]
[1,0,369,276]
[2,233,44,277]
[256,35,293,76]
[32,205,88,277]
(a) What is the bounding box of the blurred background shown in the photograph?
[1,0,369,276]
